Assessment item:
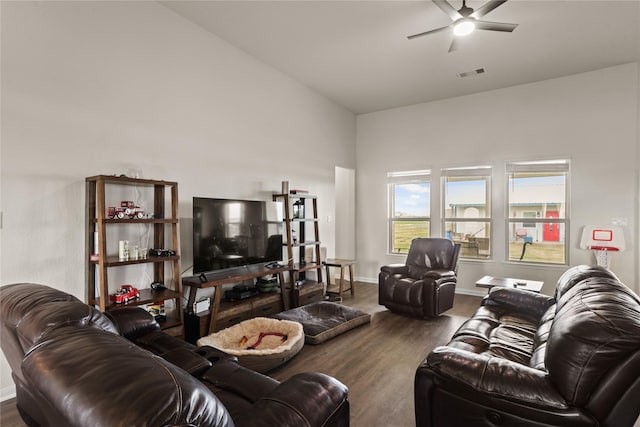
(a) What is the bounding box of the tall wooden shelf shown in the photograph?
[272,192,324,307]
[85,175,183,336]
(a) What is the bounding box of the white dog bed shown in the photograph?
[197,317,304,373]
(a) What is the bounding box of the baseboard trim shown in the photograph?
[1,385,16,402]
[355,276,486,297]
[454,288,487,297]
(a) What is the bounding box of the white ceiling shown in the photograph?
[161,0,640,114]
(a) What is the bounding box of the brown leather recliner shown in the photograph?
[379,238,461,318]
[0,283,350,427]
[415,265,640,427]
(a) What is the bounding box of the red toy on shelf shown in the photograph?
[110,285,140,304]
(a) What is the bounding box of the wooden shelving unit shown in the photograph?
[85,175,183,336]
[272,192,324,307]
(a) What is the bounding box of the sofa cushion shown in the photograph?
[18,301,118,351]
[105,306,161,340]
[487,324,536,365]
[0,283,82,375]
[22,326,232,427]
[529,305,556,370]
[405,238,458,271]
[554,265,619,302]
[545,277,640,405]
[0,283,81,327]
[200,359,280,420]
[447,303,541,365]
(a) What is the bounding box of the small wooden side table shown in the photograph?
[475,275,544,293]
[323,258,356,297]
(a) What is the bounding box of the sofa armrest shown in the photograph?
[380,264,408,275]
[482,287,555,320]
[201,359,280,402]
[422,269,455,279]
[201,361,349,426]
[245,372,349,427]
[160,347,212,376]
[421,346,567,409]
[105,306,160,340]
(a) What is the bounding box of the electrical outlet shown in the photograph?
[612,217,628,227]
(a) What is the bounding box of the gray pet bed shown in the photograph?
[274,301,371,345]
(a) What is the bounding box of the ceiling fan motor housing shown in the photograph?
[458,4,474,17]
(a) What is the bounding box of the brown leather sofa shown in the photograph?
[379,238,461,318]
[0,283,349,427]
[415,265,640,427]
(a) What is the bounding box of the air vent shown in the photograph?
[457,68,486,78]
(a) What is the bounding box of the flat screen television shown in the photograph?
[192,197,283,274]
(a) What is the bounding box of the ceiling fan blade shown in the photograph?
[408,24,452,40]
[475,20,518,32]
[471,0,508,18]
[433,0,462,21]
[448,37,459,53]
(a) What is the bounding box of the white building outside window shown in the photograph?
[442,166,492,259]
[507,160,569,264]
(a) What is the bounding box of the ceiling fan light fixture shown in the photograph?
[453,18,476,36]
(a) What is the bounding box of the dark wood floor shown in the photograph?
[270,282,482,426]
[0,282,482,427]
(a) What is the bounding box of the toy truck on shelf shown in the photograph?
[109,285,140,304]
[107,201,145,219]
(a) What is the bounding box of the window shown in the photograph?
[522,211,537,228]
[507,160,569,264]
[442,166,492,259]
[387,170,430,254]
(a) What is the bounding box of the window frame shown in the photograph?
[441,166,493,260]
[506,159,570,265]
[387,170,431,255]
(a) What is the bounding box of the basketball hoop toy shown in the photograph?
[579,225,625,269]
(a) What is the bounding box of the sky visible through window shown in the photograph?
[394,176,563,217]
[394,183,429,217]
[509,175,566,206]
[512,175,563,186]
[446,180,486,206]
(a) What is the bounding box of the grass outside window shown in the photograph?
[392,220,429,254]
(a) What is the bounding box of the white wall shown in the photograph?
[637,57,640,294]
[356,63,639,296]
[335,166,356,259]
[0,1,356,399]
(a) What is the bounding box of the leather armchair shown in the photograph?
[379,238,460,318]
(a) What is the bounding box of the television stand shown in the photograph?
[182,263,290,335]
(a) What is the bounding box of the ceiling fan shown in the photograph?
[408,0,518,53]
